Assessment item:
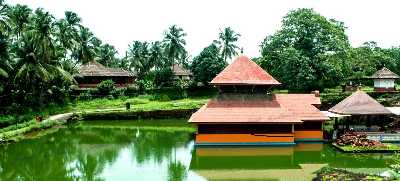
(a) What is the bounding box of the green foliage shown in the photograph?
[154,68,174,87]
[127,41,154,79]
[151,94,171,102]
[260,8,350,91]
[125,85,139,96]
[0,115,16,127]
[96,79,116,95]
[191,43,226,84]
[96,43,118,67]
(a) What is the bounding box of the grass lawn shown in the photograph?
[70,95,209,112]
[332,143,400,152]
[79,118,196,132]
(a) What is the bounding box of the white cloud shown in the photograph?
[6,0,400,61]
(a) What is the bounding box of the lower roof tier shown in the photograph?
[189,93,328,124]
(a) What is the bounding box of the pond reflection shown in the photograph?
[0,122,395,181]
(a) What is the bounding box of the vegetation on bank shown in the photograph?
[0,119,64,142]
[333,143,400,152]
[313,167,387,181]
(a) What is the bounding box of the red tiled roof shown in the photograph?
[210,56,281,85]
[276,94,328,121]
[189,93,328,124]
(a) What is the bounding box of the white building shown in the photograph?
[369,67,399,92]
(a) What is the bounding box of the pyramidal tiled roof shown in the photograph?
[370,67,399,79]
[329,90,392,115]
[77,61,135,77]
[210,56,281,85]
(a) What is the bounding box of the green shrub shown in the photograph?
[125,85,139,96]
[151,94,171,102]
[97,79,116,95]
[0,115,17,128]
[78,91,92,101]
[154,68,174,88]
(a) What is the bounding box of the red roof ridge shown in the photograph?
[210,56,281,86]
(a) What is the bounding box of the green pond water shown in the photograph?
[0,120,396,181]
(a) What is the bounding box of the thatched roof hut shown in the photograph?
[77,61,135,77]
[329,90,391,115]
[75,61,135,88]
[369,67,399,79]
[172,64,192,76]
[367,67,399,92]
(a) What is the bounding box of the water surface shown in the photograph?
[0,120,395,181]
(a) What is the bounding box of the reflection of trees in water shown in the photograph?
[130,129,192,165]
[74,153,106,181]
[0,127,193,181]
[168,161,187,181]
[0,129,77,180]
[168,141,188,181]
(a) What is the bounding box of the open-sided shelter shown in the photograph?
[329,90,392,133]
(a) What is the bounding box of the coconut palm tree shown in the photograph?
[8,4,31,39]
[0,0,10,33]
[215,27,241,62]
[162,25,187,66]
[0,33,10,78]
[149,41,164,70]
[13,32,74,103]
[55,11,81,52]
[29,8,55,62]
[128,41,153,79]
[97,43,117,67]
[72,27,95,64]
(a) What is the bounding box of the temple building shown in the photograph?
[189,56,329,146]
[369,67,399,92]
[75,61,135,88]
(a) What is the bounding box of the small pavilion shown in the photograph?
[189,56,329,146]
[329,90,393,135]
[75,61,135,88]
[369,67,399,92]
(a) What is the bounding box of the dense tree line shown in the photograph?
[259,8,400,92]
[4,2,398,113]
[0,1,237,113]
[0,1,125,110]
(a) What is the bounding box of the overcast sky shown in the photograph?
[6,0,400,60]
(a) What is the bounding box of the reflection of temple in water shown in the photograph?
[189,143,393,180]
